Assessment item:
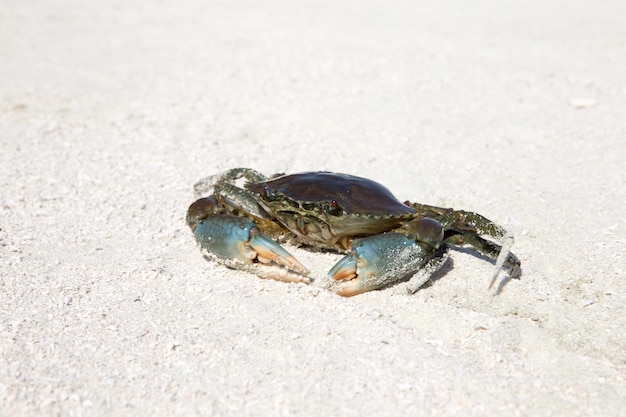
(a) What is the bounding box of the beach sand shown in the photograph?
[1,0,624,415]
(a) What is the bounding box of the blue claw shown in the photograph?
[328,233,429,296]
[193,215,309,279]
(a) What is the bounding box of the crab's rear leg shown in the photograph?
[444,231,520,289]
[187,197,310,284]
[193,168,269,220]
[408,203,522,287]
[193,168,266,198]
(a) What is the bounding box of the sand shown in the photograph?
[1,0,625,415]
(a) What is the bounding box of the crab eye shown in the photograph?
[263,185,276,201]
[324,199,342,216]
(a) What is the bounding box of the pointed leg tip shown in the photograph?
[488,274,498,290]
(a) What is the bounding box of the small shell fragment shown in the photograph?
[569,98,597,109]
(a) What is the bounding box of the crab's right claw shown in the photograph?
[188,201,310,283]
[327,233,430,297]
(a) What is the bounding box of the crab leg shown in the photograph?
[192,214,310,283]
[193,168,273,222]
[407,203,522,285]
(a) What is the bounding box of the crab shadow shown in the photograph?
[202,246,517,295]
[446,246,518,294]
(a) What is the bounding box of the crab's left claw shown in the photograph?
[192,213,310,283]
[327,233,431,296]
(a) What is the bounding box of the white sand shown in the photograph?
[1,0,625,415]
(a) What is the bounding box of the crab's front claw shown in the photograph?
[192,213,310,283]
[327,233,430,296]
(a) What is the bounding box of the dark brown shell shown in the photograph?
[246,171,415,217]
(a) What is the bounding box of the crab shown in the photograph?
[186,168,521,296]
